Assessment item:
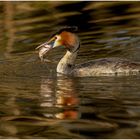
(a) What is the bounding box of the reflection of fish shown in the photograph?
[36,26,140,77]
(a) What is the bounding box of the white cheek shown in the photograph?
[53,36,62,48]
[53,41,59,48]
[57,35,61,40]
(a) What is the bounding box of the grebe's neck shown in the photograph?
[57,50,77,75]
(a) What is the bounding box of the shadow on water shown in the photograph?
[0,1,140,139]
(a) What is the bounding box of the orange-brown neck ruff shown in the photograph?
[60,31,77,51]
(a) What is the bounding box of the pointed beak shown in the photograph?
[36,37,56,61]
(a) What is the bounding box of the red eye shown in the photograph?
[55,36,57,40]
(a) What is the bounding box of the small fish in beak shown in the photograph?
[36,43,52,62]
[36,36,57,62]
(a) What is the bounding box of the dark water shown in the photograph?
[0,1,140,138]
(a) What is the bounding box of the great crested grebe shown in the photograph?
[36,26,140,77]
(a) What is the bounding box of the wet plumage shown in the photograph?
[36,26,140,77]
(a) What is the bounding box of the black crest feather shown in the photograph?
[56,26,78,34]
[48,26,78,41]
[50,26,78,37]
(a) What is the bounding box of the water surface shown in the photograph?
[0,1,140,138]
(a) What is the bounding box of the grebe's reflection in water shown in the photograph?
[39,76,80,120]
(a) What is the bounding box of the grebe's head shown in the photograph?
[50,26,79,52]
[36,26,80,61]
